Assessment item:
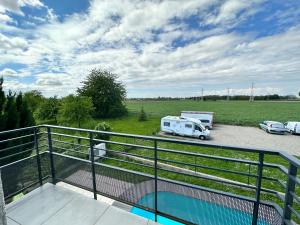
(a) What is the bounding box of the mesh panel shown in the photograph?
[53,154,154,209]
[1,156,39,200]
[131,180,281,225]
[50,154,283,225]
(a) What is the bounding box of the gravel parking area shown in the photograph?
[160,125,300,156]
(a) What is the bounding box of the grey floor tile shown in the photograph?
[95,206,149,225]
[7,217,21,225]
[7,184,75,225]
[43,195,110,225]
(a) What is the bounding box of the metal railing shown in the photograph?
[0,124,300,225]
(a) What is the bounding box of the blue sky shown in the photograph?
[0,0,300,97]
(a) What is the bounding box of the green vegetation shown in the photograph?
[78,69,127,118]
[35,97,59,123]
[138,107,147,122]
[94,122,111,140]
[0,78,35,198]
[127,100,300,127]
[58,95,94,128]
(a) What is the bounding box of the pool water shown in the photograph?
[131,192,270,225]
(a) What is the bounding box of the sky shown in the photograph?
[0,0,300,98]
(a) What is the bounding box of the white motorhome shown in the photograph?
[181,111,214,129]
[161,116,210,140]
[284,122,300,134]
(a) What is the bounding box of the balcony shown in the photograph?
[0,125,299,225]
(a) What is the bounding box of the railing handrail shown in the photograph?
[1,125,300,225]
[41,124,300,167]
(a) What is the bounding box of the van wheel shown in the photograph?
[199,135,206,140]
[205,126,210,130]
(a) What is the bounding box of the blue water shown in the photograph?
[131,192,270,225]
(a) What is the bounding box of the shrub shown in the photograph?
[94,122,111,140]
[138,107,147,121]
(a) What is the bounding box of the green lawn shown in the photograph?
[126,100,300,127]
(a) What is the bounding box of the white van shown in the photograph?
[161,116,210,140]
[181,111,214,129]
[284,122,300,134]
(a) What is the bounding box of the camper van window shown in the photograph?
[164,122,170,127]
[185,124,192,128]
[200,119,210,123]
[195,125,202,132]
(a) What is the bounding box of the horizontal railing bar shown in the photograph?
[279,151,300,168]
[0,153,44,169]
[51,139,155,161]
[287,205,300,220]
[157,157,258,178]
[0,149,34,161]
[0,133,35,144]
[93,138,154,150]
[104,148,154,160]
[0,126,39,136]
[158,147,260,165]
[289,174,300,186]
[157,165,257,190]
[290,191,300,205]
[0,141,35,153]
[53,152,154,179]
[51,132,89,141]
[43,125,280,155]
[53,146,88,156]
[101,155,154,169]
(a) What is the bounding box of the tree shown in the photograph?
[23,90,44,112]
[16,93,35,128]
[58,95,94,128]
[138,107,147,121]
[78,69,127,118]
[0,77,5,131]
[0,90,35,166]
[3,91,18,131]
[94,122,111,140]
[36,97,59,123]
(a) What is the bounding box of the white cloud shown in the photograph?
[0,0,299,97]
[0,68,18,77]
[0,0,43,15]
[0,13,13,23]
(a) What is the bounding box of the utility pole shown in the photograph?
[227,88,230,101]
[201,88,204,101]
[249,82,254,102]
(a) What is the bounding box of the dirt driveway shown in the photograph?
[160,125,300,156]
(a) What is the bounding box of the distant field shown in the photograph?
[126,100,300,127]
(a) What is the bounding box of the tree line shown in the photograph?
[0,69,127,166]
[26,69,127,128]
[0,77,35,166]
[130,94,299,101]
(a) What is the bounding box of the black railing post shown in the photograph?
[89,132,97,200]
[34,127,43,186]
[252,152,264,225]
[47,127,56,184]
[282,163,297,224]
[154,140,158,222]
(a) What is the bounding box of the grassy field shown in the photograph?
[76,100,300,136]
[127,100,300,127]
